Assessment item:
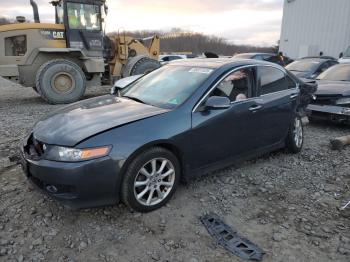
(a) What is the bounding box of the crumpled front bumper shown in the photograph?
[307,104,350,123]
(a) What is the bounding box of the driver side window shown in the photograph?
[210,68,253,102]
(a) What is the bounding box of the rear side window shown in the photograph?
[5,35,27,56]
[286,75,297,89]
[317,61,332,73]
[259,67,293,95]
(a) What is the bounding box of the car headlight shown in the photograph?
[336,97,350,105]
[45,145,112,162]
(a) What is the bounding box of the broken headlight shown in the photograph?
[44,145,112,162]
[336,97,350,105]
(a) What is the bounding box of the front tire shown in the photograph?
[36,59,86,104]
[286,116,303,153]
[121,147,180,212]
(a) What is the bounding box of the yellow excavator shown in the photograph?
[0,0,160,104]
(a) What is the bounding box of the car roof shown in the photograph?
[329,63,350,69]
[169,58,279,69]
[301,56,336,60]
[235,53,276,57]
[159,54,185,57]
[295,57,329,63]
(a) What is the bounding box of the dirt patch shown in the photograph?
[0,77,350,261]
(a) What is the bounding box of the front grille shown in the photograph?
[24,134,45,160]
[313,95,342,106]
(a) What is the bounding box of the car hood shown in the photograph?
[315,80,350,96]
[33,95,169,146]
[290,70,311,78]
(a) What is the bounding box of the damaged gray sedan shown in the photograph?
[308,64,350,124]
[20,59,316,212]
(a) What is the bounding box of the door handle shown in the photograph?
[249,105,262,112]
[290,93,298,99]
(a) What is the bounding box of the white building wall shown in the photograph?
[279,0,350,59]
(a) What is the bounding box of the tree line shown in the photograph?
[0,17,12,25]
[0,17,276,56]
[110,29,276,56]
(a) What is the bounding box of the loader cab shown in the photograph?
[53,0,104,57]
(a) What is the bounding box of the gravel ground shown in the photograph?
[0,77,350,262]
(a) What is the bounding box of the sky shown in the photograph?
[0,0,284,46]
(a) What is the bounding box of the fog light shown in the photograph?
[46,185,58,193]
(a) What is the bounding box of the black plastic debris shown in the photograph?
[200,213,265,261]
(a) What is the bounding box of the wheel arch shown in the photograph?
[19,48,85,87]
[116,140,186,199]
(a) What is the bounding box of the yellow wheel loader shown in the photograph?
[0,0,160,104]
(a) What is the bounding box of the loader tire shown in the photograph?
[36,59,86,104]
[122,56,160,77]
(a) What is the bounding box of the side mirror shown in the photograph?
[204,96,231,110]
[111,74,144,95]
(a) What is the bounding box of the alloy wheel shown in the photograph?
[293,118,303,148]
[133,158,176,206]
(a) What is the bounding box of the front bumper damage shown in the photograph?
[19,134,121,209]
[307,104,350,124]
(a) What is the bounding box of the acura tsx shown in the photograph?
[20,59,316,212]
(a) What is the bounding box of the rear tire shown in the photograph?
[131,57,161,75]
[121,147,180,212]
[286,116,303,153]
[36,59,86,104]
[122,56,160,77]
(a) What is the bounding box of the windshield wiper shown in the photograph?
[122,95,146,104]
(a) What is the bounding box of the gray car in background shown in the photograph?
[308,63,350,123]
[286,57,338,79]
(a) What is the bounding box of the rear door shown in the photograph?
[254,66,299,147]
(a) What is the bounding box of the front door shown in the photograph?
[190,67,262,170]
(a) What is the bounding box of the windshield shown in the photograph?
[121,65,213,109]
[56,4,64,24]
[317,64,350,81]
[286,59,321,72]
[67,3,101,30]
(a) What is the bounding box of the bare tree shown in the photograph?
[0,17,12,25]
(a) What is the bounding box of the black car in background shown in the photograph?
[233,53,293,66]
[308,63,350,123]
[20,59,316,212]
[286,57,338,79]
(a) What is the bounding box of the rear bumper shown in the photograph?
[19,150,122,209]
[307,104,350,123]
